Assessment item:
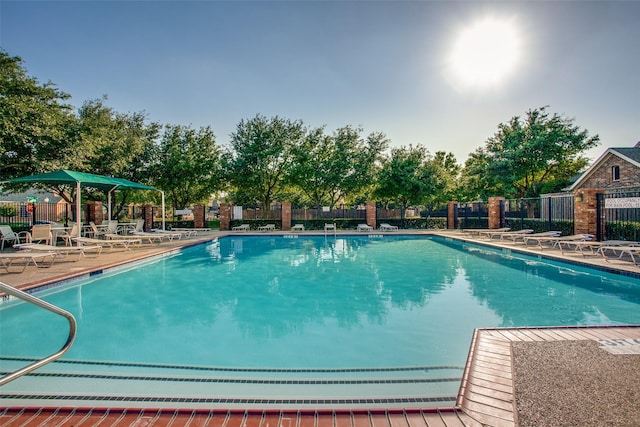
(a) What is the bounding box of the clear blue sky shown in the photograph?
[2,0,639,163]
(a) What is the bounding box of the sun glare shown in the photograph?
[447,16,521,90]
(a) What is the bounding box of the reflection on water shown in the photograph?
[2,236,640,368]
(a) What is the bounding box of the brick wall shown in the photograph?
[281,202,291,231]
[219,203,230,231]
[488,197,505,229]
[366,202,376,229]
[577,153,640,189]
[574,189,605,236]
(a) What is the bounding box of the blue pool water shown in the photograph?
[2,235,640,371]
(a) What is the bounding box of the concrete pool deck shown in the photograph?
[1,229,640,426]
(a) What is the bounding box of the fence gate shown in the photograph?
[602,187,640,241]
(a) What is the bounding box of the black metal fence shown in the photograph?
[601,187,640,241]
[457,193,575,235]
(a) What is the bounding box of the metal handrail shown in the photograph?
[0,281,77,386]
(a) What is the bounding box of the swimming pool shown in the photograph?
[2,235,640,409]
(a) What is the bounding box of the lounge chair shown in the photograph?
[357,224,373,232]
[145,229,184,240]
[0,225,25,251]
[379,223,398,231]
[257,224,276,232]
[597,245,640,266]
[106,233,165,244]
[494,229,534,242]
[291,224,305,232]
[13,242,103,261]
[73,236,142,251]
[161,228,198,238]
[557,240,638,257]
[473,227,512,239]
[501,231,562,245]
[0,251,57,273]
[24,224,53,245]
[523,233,592,250]
[232,224,250,232]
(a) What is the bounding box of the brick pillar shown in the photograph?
[281,202,291,231]
[366,202,377,229]
[194,204,205,228]
[220,203,231,231]
[488,197,505,229]
[574,189,604,237]
[143,204,154,231]
[86,201,104,225]
[447,202,458,229]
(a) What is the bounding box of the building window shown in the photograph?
[612,165,620,181]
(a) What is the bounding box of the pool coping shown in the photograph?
[2,230,640,426]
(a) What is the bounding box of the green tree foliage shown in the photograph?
[0,50,78,181]
[75,97,160,216]
[151,124,221,210]
[462,106,600,199]
[223,115,305,215]
[289,126,388,209]
[375,145,460,210]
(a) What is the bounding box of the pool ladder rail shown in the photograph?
[0,281,77,386]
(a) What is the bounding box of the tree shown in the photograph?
[424,151,461,210]
[0,50,78,181]
[462,106,600,199]
[223,115,305,215]
[75,97,160,217]
[374,145,431,208]
[151,124,222,210]
[289,126,388,210]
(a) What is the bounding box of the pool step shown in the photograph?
[0,358,461,410]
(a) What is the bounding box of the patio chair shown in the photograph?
[56,223,80,247]
[24,224,53,245]
[232,224,250,232]
[379,223,398,231]
[291,224,305,232]
[357,224,373,232]
[257,224,276,232]
[0,225,25,251]
[474,227,512,239]
[89,221,108,239]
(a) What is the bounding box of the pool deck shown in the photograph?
[2,229,640,426]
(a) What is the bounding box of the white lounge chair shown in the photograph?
[291,224,305,232]
[597,245,640,266]
[257,224,276,232]
[0,225,25,251]
[106,233,165,244]
[379,223,398,231]
[357,224,373,232]
[474,227,512,239]
[495,229,535,242]
[14,242,103,261]
[514,231,562,245]
[145,229,183,240]
[232,224,250,232]
[524,233,593,250]
[0,251,57,273]
[73,236,142,251]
